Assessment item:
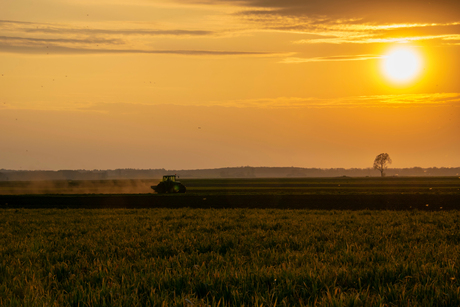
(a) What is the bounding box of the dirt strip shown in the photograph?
[1,194,459,210]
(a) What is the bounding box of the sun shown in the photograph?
[382,47,422,83]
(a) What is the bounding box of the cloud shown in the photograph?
[0,19,281,56]
[205,93,460,108]
[262,19,460,45]
[242,14,460,45]
[0,42,276,56]
[3,93,459,113]
[172,1,460,45]
[280,54,382,63]
[184,0,460,23]
[0,19,230,55]
[294,33,460,45]
[27,28,214,36]
[0,35,123,46]
[0,20,215,37]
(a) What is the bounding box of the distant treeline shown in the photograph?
[0,167,459,181]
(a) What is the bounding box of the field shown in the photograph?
[2,209,460,306]
[2,177,460,196]
[1,177,460,210]
[1,177,460,306]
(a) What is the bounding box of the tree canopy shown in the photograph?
[373,153,392,177]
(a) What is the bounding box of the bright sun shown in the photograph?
[382,47,422,83]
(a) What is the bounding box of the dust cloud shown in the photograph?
[0,179,160,195]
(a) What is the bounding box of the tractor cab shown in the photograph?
[162,175,177,182]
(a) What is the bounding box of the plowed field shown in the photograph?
[1,177,459,210]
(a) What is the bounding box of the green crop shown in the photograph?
[1,208,460,306]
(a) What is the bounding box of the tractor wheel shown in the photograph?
[154,182,167,194]
[170,184,180,193]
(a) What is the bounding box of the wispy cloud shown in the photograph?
[280,54,382,63]
[0,19,280,56]
[3,93,459,112]
[242,14,460,45]
[230,3,460,45]
[224,0,460,24]
[0,20,216,37]
[294,34,460,45]
[205,93,460,108]
[0,42,276,56]
[0,35,123,46]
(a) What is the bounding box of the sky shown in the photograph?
[1,0,459,170]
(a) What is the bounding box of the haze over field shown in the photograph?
[1,0,459,170]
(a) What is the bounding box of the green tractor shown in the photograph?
[151,175,186,194]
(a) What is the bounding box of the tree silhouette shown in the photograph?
[373,153,392,177]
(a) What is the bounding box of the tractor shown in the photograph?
[151,175,186,194]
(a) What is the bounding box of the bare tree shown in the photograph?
[373,153,392,177]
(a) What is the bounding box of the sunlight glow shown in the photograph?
[382,47,422,83]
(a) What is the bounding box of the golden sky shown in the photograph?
[1,0,459,170]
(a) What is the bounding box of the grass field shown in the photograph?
[1,208,460,306]
[1,177,460,305]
